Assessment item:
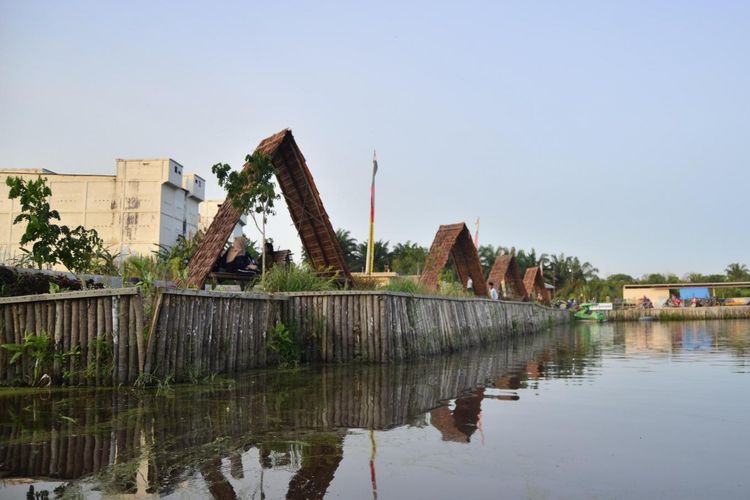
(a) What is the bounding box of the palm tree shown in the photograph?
[477,245,502,276]
[390,241,427,275]
[354,240,391,273]
[335,229,359,271]
[725,262,750,282]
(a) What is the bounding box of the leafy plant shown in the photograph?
[261,264,337,292]
[382,277,429,294]
[1,332,53,386]
[212,152,279,279]
[6,176,109,283]
[266,321,301,368]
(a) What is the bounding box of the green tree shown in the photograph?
[354,240,391,273]
[6,177,62,269]
[390,241,427,275]
[725,263,750,282]
[335,229,359,271]
[477,244,502,276]
[6,176,108,282]
[212,152,279,280]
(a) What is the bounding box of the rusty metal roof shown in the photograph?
[487,254,528,301]
[187,129,351,289]
[523,266,551,304]
[419,223,488,297]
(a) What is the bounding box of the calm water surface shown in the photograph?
[1,320,748,499]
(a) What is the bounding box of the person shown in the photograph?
[466,277,474,293]
[225,236,258,273]
[489,282,499,300]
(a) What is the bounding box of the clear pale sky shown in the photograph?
[1,1,748,277]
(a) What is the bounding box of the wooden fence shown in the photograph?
[278,291,568,363]
[605,305,750,321]
[0,330,560,489]
[0,288,567,386]
[146,288,279,381]
[0,288,143,387]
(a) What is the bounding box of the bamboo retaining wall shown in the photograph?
[277,291,568,363]
[0,288,143,387]
[0,288,567,386]
[0,330,563,488]
[146,289,278,381]
[605,305,750,322]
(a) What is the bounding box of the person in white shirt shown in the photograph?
[466,277,474,293]
[489,282,499,300]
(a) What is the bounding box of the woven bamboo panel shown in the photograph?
[488,254,528,301]
[187,129,351,289]
[418,223,488,297]
[523,266,551,304]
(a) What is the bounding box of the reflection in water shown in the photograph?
[1,320,748,498]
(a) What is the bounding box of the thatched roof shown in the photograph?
[419,223,488,297]
[186,129,351,289]
[487,254,528,301]
[523,266,551,304]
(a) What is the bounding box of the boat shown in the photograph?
[574,303,606,322]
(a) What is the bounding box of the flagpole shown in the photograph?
[365,150,377,275]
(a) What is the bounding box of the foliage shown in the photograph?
[335,228,360,271]
[154,232,204,284]
[438,280,473,298]
[266,321,301,368]
[261,263,337,292]
[1,332,53,387]
[381,277,428,294]
[477,244,502,276]
[390,241,427,275]
[213,152,279,277]
[353,239,391,273]
[0,266,83,297]
[540,253,599,298]
[725,263,750,282]
[6,176,61,270]
[6,176,109,278]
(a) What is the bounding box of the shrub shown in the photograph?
[382,277,428,295]
[261,264,337,292]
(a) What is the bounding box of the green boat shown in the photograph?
[574,303,607,322]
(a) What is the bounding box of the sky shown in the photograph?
[1,0,748,278]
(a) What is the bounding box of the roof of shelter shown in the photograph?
[523,266,551,304]
[487,254,528,300]
[419,223,488,297]
[187,129,351,289]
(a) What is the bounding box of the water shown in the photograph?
[1,320,748,499]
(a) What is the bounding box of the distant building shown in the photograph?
[0,158,206,263]
[199,200,246,240]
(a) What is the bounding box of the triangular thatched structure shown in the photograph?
[186,130,351,289]
[487,254,528,301]
[419,223,488,297]
[523,266,551,304]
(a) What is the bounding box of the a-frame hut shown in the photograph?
[419,223,488,297]
[186,129,352,289]
[523,266,551,305]
[487,254,528,301]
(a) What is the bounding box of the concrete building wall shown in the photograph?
[0,158,205,266]
[623,287,670,308]
[199,200,246,239]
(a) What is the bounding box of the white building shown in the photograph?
[199,200,246,240]
[0,158,206,262]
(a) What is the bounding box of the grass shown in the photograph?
[381,277,429,294]
[261,264,337,292]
